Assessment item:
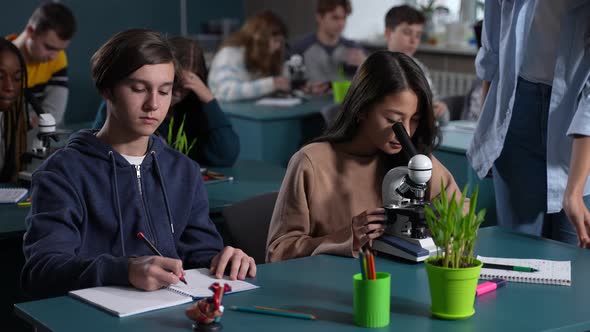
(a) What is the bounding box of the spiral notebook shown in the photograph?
[477,256,571,286]
[0,187,28,203]
[69,268,259,317]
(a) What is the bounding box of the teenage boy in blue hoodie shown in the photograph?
[21,29,256,298]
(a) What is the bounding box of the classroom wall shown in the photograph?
[244,0,317,42]
[0,0,244,126]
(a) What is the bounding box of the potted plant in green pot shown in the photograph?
[424,181,486,319]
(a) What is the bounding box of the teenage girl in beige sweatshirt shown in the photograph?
[266,51,462,262]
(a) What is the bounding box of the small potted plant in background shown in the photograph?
[166,114,197,156]
[424,181,486,319]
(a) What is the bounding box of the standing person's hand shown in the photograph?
[210,246,257,280]
[563,136,590,248]
[352,208,387,252]
[273,77,291,92]
[563,192,590,248]
[128,256,184,291]
[180,70,214,103]
[346,48,367,67]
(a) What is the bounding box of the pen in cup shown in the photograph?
[136,232,188,285]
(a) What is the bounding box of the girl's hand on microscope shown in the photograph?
[352,208,387,251]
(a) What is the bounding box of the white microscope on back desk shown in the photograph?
[372,122,438,262]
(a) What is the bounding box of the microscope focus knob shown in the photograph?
[408,154,432,185]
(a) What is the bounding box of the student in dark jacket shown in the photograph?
[22,29,256,299]
[92,36,239,167]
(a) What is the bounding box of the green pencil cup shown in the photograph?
[332,80,351,103]
[353,272,391,328]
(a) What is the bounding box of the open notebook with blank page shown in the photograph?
[477,255,571,286]
[69,268,259,317]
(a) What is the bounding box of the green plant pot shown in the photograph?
[425,257,482,320]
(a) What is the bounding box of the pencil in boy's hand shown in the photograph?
[136,232,188,285]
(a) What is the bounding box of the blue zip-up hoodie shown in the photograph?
[22,129,223,298]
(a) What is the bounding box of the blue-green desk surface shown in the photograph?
[220,95,333,166]
[0,205,29,240]
[15,227,590,332]
[205,159,285,213]
[0,160,285,236]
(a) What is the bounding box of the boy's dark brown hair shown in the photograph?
[385,5,425,30]
[29,2,77,40]
[316,0,352,16]
[91,29,180,93]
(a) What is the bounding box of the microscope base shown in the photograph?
[373,234,438,262]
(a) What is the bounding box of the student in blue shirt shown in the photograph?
[22,29,256,298]
[468,1,590,247]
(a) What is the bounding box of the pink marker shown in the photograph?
[476,278,506,297]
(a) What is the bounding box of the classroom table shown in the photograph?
[434,121,496,225]
[15,226,590,332]
[205,159,285,214]
[220,95,333,166]
[1,159,284,330]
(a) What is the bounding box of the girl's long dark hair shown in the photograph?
[314,51,437,164]
[0,39,28,182]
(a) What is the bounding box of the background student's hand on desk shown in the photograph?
[210,246,257,280]
[273,76,291,92]
[345,48,366,67]
[303,81,330,95]
[128,256,184,291]
[433,100,448,118]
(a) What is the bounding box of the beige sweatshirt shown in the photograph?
[266,142,462,263]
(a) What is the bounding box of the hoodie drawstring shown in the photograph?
[109,151,126,256]
[151,151,175,234]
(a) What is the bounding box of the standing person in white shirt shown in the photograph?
[469,0,590,247]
